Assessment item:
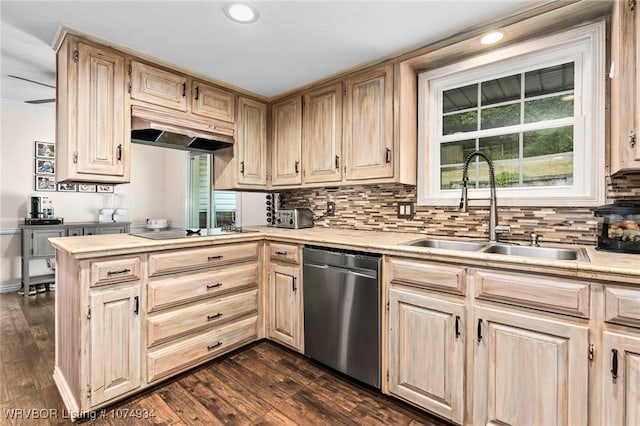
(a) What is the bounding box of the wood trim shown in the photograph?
[474,270,590,318]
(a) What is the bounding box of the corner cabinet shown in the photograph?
[344,65,394,181]
[56,36,130,183]
[302,82,343,184]
[213,97,268,189]
[610,0,640,174]
[89,284,141,406]
[271,96,303,186]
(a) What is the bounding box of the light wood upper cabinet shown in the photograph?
[130,61,188,112]
[271,96,303,186]
[344,65,394,181]
[56,37,130,183]
[473,306,589,426]
[89,284,141,407]
[237,97,268,186]
[602,331,640,426]
[388,287,465,424]
[191,80,235,123]
[302,82,343,183]
[268,263,302,351]
[610,0,640,174]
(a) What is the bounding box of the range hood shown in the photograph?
[131,105,234,153]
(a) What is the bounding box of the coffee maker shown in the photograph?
[28,194,44,219]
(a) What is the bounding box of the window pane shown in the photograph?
[480,103,520,130]
[443,84,477,113]
[522,127,573,186]
[475,160,521,188]
[440,139,475,189]
[443,111,477,135]
[481,74,521,106]
[524,94,574,123]
[525,63,574,98]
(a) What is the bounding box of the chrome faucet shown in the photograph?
[459,150,510,243]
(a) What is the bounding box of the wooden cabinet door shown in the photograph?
[473,306,589,426]
[31,229,65,258]
[602,331,640,426]
[268,263,301,350]
[90,285,141,406]
[344,65,394,181]
[302,82,343,183]
[76,42,127,178]
[130,61,187,111]
[610,0,640,173]
[388,287,465,424]
[237,97,267,186]
[271,96,302,186]
[191,80,235,122]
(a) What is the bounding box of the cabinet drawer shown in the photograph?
[147,289,257,347]
[605,285,640,328]
[147,315,257,382]
[269,242,300,264]
[474,270,590,318]
[148,242,259,276]
[387,257,466,295]
[148,263,258,311]
[90,256,141,287]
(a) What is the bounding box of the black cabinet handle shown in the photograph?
[612,349,618,379]
[207,255,223,261]
[275,251,287,256]
[182,82,186,97]
[116,144,123,161]
[292,277,297,292]
[207,283,223,290]
[207,341,223,351]
[240,161,245,175]
[134,296,139,315]
[195,86,200,100]
[455,315,461,339]
[477,319,483,342]
[107,268,131,276]
[294,160,299,173]
[207,313,223,321]
[385,147,392,163]
[335,155,340,170]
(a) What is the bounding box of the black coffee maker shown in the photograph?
[28,194,44,219]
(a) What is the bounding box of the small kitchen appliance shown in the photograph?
[274,208,313,229]
[25,194,63,225]
[28,194,44,218]
[594,201,640,254]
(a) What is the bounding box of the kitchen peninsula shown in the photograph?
[50,228,640,425]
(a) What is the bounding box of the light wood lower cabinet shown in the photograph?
[388,286,465,424]
[602,331,640,425]
[268,262,302,351]
[89,284,141,407]
[473,306,589,426]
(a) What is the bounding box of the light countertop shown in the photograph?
[49,226,640,284]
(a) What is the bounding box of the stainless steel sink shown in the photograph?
[403,238,489,251]
[482,244,588,261]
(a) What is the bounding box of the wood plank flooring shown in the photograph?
[0,291,451,426]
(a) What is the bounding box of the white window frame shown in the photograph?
[417,22,605,207]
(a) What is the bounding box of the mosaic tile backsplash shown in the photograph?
[281,173,640,246]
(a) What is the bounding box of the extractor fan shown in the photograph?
[8,74,55,104]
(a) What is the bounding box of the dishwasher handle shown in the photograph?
[304,261,378,280]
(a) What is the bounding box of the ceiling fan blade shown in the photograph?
[8,74,55,89]
[25,98,56,104]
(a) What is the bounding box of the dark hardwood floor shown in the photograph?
[0,291,451,426]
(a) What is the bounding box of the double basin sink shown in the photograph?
[403,238,588,262]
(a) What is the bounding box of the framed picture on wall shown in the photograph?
[78,184,97,193]
[35,175,56,191]
[35,158,55,175]
[35,141,55,159]
[57,183,77,192]
[97,184,114,193]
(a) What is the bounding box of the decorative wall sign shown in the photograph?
[78,184,97,193]
[57,183,77,192]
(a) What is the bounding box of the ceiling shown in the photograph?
[1,0,533,107]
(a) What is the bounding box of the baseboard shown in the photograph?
[0,282,22,293]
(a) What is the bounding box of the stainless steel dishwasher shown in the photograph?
[303,246,381,389]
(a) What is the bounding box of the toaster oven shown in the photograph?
[594,202,640,254]
[274,208,314,229]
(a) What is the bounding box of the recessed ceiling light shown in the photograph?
[480,31,504,45]
[224,2,259,24]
